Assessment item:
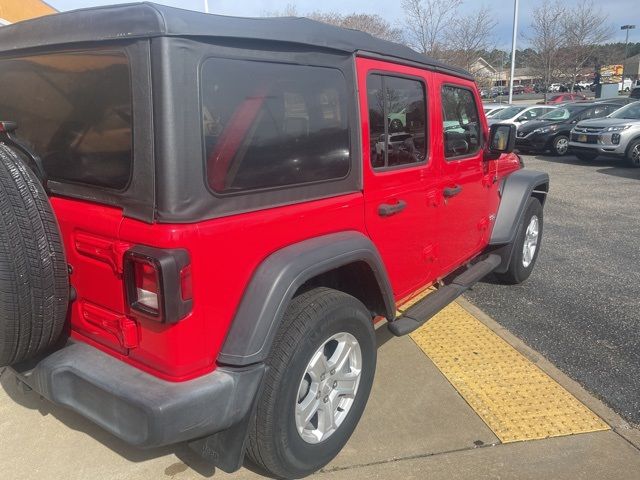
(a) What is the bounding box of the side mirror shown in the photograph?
[487,123,516,158]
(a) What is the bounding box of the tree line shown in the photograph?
[266,0,634,87]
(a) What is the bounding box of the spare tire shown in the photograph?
[0,143,68,367]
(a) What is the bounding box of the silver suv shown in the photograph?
[569,101,640,167]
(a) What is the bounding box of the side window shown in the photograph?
[201,58,350,194]
[367,74,427,169]
[441,85,481,159]
[578,108,595,121]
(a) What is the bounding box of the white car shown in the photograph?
[488,105,557,129]
[483,103,510,118]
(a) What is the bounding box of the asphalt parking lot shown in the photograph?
[467,152,640,426]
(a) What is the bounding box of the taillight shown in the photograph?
[133,258,160,312]
[124,246,192,323]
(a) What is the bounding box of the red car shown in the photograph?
[543,93,587,104]
[0,4,548,478]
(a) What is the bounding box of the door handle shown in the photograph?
[443,185,462,198]
[378,200,407,217]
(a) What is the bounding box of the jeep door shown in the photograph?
[357,58,439,300]
[436,77,494,274]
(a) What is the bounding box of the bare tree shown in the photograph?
[561,0,612,90]
[527,0,566,100]
[401,0,462,56]
[309,12,403,42]
[262,6,402,43]
[445,6,497,73]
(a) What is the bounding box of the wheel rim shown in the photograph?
[295,332,362,444]
[555,137,568,155]
[522,215,539,268]
[632,144,640,166]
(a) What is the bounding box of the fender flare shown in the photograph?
[489,169,549,273]
[217,231,395,366]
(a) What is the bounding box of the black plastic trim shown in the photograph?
[8,342,266,449]
[490,169,549,246]
[218,231,395,366]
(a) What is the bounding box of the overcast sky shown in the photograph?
[49,0,639,49]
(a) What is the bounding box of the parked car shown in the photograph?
[569,101,640,167]
[541,93,587,105]
[488,104,557,129]
[0,4,549,478]
[516,102,621,155]
[512,85,525,95]
[583,97,638,106]
[483,103,510,117]
[631,86,640,100]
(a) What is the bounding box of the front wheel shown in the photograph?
[246,287,376,479]
[495,197,543,285]
[626,139,640,168]
[552,135,570,156]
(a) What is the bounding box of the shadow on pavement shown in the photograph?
[0,368,217,477]
[525,153,640,179]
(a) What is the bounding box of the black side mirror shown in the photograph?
[486,123,516,158]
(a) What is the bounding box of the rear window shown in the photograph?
[201,58,350,194]
[0,51,133,190]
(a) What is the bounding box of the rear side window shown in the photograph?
[441,85,481,159]
[201,58,350,194]
[367,74,427,169]
[0,51,132,190]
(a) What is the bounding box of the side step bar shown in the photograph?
[388,254,501,336]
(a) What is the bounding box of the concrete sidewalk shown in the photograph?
[1,301,639,480]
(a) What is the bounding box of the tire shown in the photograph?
[576,151,598,162]
[626,139,640,168]
[0,144,68,367]
[246,287,376,479]
[495,197,543,285]
[552,135,569,156]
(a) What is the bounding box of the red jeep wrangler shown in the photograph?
[0,4,548,478]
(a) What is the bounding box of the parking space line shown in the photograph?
[402,298,609,443]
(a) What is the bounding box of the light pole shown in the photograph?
[204,0,209,14]
[508,0,519,104]
[621,25,636,89]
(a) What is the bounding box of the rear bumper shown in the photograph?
[7,342,265,448]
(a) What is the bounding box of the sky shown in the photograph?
[48,0,639,49]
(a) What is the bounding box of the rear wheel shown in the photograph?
[246,287,376,479]
[576,151,598,162]
[626,139,640,168]
[495,197,543,285]
[552,135,570,156]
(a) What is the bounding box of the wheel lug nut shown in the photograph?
[323,396,329,403]
[320,374,326,381]
[316,392,321,399]
[330,369,336,375]
[333,381,337,388]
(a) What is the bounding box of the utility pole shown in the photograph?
[204,0,209,14]
[621,25,636,89]
[508,0,519,104]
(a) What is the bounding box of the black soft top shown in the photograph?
[0,1,472,80]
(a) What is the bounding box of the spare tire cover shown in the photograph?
[0,143,68,367]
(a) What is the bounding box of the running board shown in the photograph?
[387,254,501,337]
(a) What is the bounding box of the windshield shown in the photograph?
[609,102,640,120]
[539,106,583,121]
[491,106,525,120]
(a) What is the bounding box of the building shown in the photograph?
[0,0,57,25]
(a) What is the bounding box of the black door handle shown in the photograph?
[443,185,462,198]
[378,200,407,217]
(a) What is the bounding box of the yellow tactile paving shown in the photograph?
[403,299,609,443]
